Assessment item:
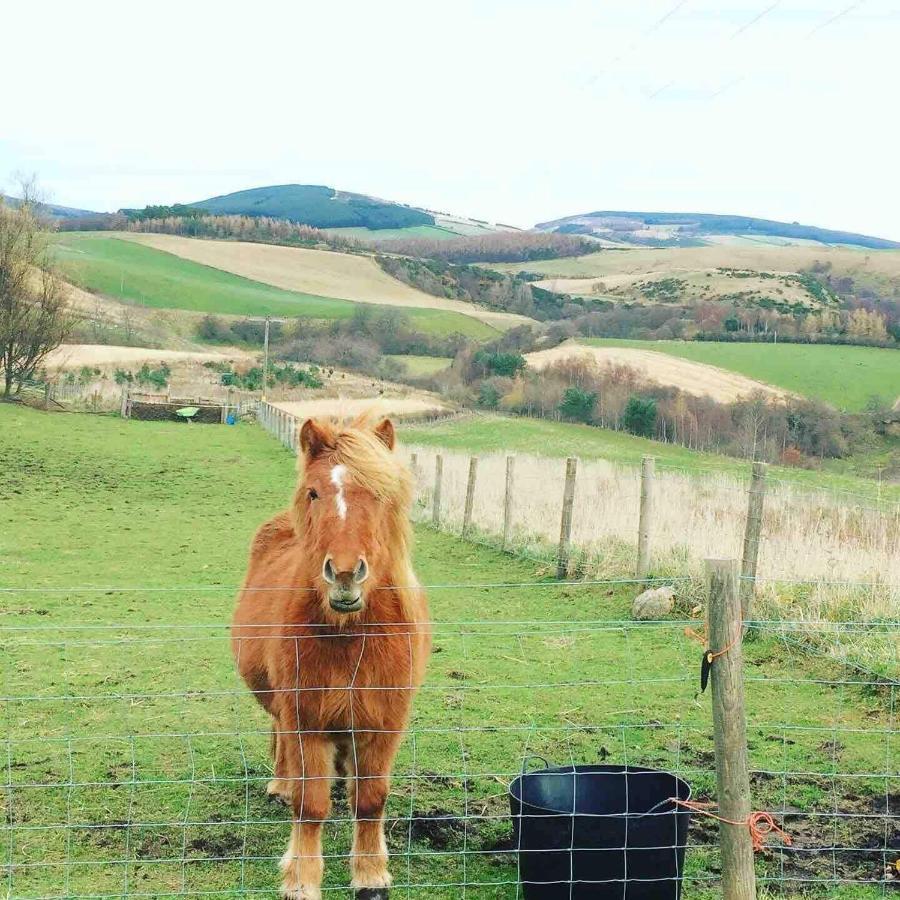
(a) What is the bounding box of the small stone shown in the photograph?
[632,585,676,620]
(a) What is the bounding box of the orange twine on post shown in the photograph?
[668,798,792,852]
[677,627,791,850]
[684,625,741,660]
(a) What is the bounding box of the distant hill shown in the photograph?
[1,195,99,220]
[188,184,435,231]
[535,210,900,250]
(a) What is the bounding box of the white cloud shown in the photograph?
[1,0,897,238]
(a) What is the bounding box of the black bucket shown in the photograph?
[509,761,692,900]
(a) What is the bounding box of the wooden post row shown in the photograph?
[462,456,478,538]
[739,462,768,623]
[637,455,654,578]
[502,456,515,551]
[432,455,443,527]
[706,558,757,900]
[556,457,577,579]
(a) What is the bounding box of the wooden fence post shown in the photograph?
[637,456,655,578]
[706,558,756,900]
[502,456,515,551]
[556,457,577,579]
[43,382,50,410]
[462,456,478,538]
[432,455,443,527]
[740,462,768,623]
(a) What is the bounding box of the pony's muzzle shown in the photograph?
[323,556,368,613]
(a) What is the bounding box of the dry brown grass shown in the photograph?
[405,445,900,623]
[525,341,786,402]
[123,233,533,330]
[492,244,900,290]
[273,395,448,421]
[45,343,251,370]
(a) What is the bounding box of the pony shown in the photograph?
[232,416,431,900]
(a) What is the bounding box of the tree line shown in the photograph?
[442,349,893,466]
[369,230,596,263]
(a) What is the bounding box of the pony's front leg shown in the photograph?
[267,719,293,803]
[279,719,334,900]
[348,732,402,899]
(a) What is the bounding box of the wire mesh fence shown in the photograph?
[1,578,896,899]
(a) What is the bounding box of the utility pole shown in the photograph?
[262,316,271,401]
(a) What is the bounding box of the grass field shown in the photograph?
[387,354,453,376]
[53,234,496,339]
[121,233,522,333]
[403,413,900,502]
[581,339,900,411]
[1,405,894,898]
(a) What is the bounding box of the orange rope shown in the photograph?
[669,798,791,852]
[684,625,741,660]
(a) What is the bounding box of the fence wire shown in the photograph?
[2,607,896,899]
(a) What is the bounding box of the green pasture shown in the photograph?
[582,338,900,412]
[52,234,494,339]
[0,404,894,898]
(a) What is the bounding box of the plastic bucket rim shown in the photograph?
[508,763,692,819]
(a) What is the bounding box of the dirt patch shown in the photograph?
[271,395,449,421]
[526,341,787,403]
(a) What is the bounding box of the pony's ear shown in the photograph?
[299,418,332,459]
[373,418,396,451]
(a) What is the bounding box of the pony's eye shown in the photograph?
[307,489,319,501]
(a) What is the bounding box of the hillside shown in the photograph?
[535,210,900,250]
[526,341,787,403]
[52,233,498,338]
[492,243,900,310]
[122,233,531,331]
[580,339,900,412]
[188,183,434,230]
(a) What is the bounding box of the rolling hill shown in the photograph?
[188,183,434,230]
[491,243,900,312]
[535,210,900,250]
[52,233,499,338]
[579,339,900,411]
[526,341,787,403]
[121,233,531,331]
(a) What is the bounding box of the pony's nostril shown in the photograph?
[322,557,337,584]
[353,558,369,584]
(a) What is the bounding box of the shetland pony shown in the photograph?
[232,417,431,900]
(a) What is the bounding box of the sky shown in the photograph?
[2,0,898,239]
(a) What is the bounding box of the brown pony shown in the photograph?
[232,417,430,900]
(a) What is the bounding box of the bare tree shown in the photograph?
[0,183,73,398]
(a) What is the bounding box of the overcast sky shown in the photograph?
[2,0,898,239]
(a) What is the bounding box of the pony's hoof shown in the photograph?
[355,890,389,900]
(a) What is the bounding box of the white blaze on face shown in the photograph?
[330,464,348,520]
